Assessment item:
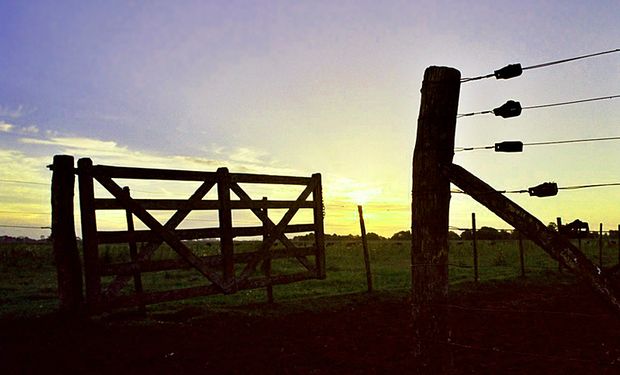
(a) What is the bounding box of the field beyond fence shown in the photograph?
[2,238,618,317]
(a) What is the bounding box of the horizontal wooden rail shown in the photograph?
[99,247,317,276]
[104,271,317,311]
[93,199,315,210]
[87,164,313,184]
[97,224,316,244]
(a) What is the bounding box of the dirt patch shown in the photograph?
[1,280,619,374]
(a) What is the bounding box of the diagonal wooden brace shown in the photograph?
[95,175,232,293]
[448,163,620,315]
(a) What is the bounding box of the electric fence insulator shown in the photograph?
[494,141,523,152]
[493,100,522,118]
[494,63,523,79]
[528,182,558,197]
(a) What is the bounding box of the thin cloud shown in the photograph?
[0,121,14,132]
[0,104,26,119]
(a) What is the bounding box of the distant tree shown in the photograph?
[366,232,386,241]
[390,230,411,241]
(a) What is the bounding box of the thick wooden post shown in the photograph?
[77,158,101,312]
[448,163,620,314]
[358,205,373,293]
[617,224,620,266]
[411,66,460,374]
[471,213,479,283]
[217,167,235,292]
[51,155,83,314]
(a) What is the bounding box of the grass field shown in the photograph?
[1,238,618,318]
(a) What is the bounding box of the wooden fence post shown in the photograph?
[312,173,326,279]
[617,224,620,266]
[217,167,235,292]
[556,217,563,273]
[51,155,83,315]
[358,205,373,293]
[599,223,604,269]
[518,232,526,278]
[411,66,461,374]
[471,213,479,283]
[77,157,101,312]
[123,186,145,314]
[261,196,274,303]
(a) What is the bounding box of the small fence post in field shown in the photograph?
[411,66,460,374]
[471,212,479,283]
[556,217,563,273]
[599,223,603,269]
[357,205,373,293]
[261,196,274,303]
[518,231,526,278]
[123,186,146,314]
[51,154,83,315]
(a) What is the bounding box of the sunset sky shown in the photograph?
[1,1,619,239]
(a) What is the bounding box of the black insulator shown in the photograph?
[494,63,523,79]
[494,141,523,152]
[493,100,522,118]
[528,182,558,197]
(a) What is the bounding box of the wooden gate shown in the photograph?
[51,155,325,314]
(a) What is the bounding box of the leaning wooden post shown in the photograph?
[471,212,479,283]
[51,155,83,315]
[358,205,373,293]
[217,167,235,293]
[411,66,461,374]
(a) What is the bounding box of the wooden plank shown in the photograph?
[448,162,620,314]
[411,66,461,374]
[103,271,317,311]
[231,173,312,185]
[217,168,235,290]
[51,155,83,314]
[94,198,315,210]
[358,205,373,292]
[103,179,216,297]
[312,173,326,279]
[77,158,102,312]
[92,164,218,181]
[100,247,317,276]
[96,223,316,244]
[94,175,230,292]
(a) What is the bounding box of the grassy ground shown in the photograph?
[1,238,618,318]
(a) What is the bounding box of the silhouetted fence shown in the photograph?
[51,155,325,315]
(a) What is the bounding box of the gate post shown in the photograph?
[51,155,83,314]
[217,167,235,292]
[411,66,461,374]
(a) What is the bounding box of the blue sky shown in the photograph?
[1,0,619,237]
